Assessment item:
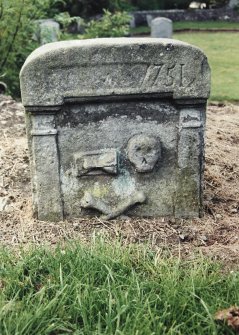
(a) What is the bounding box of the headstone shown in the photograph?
[35,19,60,45]
[129,15,136,29]
[151,18,173,38]
[20,38,210,221]
[146,14,153,27]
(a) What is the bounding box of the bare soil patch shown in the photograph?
[0,95,238,267]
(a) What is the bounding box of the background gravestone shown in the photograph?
[35,19,60,45]
[20,38,210,221]
[129,15,136,28]
[151,17,173,38]
[146,14,153,27]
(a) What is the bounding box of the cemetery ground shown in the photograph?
[0,34,239,333]
[0,95,238,263]
[0,97,239,334]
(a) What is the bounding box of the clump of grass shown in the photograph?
[0,239,238,334]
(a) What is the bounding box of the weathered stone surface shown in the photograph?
[151,18,173,38]
[146,14,153,27]
[127,135,161,173]
[20,38,210,221]
[20,38,210,106]
[129,15,136,28]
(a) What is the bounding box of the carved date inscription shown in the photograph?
[141,63,194,88]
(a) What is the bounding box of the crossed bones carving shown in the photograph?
[80,191,146,220]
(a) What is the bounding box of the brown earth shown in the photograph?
[0,95,238,268]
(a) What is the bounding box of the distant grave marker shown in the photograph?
[151,17,173,38]
[35,19,60,45]
[146,14,153,27]
[20,38,210,221]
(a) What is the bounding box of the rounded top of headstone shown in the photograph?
[151,17,173,23]
[20,38,210,106]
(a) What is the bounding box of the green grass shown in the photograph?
[174,20,239,30]
[131,21,239,35]
[130,25,151,35]
[0,240,238,334]
[174,32,239,101]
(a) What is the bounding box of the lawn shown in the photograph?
[174,32,239,101]
[174,20,239,30]
[0,241,238,334]
[131,21,239,35]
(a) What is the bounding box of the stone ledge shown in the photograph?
[20,38,210,107]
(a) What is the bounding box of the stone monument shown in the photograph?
[151,18,173,38]
[20,38,210,221]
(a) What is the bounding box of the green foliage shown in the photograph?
[54,11,84,32]
[84,9,131,38]
[108,0,136,11]
[126,0,192,10]
[114,0,227,10]
[60,0,111,17]
[72,0,195,12]
[59,0,135,18]
[0,0,62,97]
[0,240,238,334]
[130,0,159,10]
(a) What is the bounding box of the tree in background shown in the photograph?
[58,0,134,17]
[83,9,130,38]
[126,0,229,9]
[0,0,232,96]
[61,0,230,17]
[0,0,61,96]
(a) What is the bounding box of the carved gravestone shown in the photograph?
[20,38,210,221]
[151,18,173,38]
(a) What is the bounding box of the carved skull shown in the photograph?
[127,134,161,173]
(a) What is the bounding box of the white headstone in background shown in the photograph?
[151,17,173,38]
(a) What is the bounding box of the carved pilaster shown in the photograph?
[175,108,205,217]
[30,113,63,221]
